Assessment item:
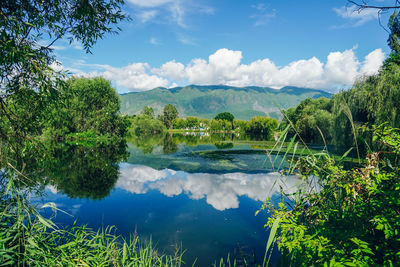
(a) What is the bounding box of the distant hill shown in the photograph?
[120,85,331,120]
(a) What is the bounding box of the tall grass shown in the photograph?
[0,172,183,266]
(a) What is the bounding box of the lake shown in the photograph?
[27,133,303,266]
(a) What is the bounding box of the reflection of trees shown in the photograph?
[1,140,128,200]
[46,143,128,199]
[127,132,272,155]
[128,134,163,154]
[162,133,178,154]
[214,142,234,149]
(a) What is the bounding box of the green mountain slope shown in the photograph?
[120,85,331,120]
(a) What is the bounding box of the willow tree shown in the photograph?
[0,0,127,138]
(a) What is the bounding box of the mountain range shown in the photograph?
[120,85,331,120]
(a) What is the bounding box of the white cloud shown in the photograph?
[149,37,160,45]
[360,48,385,76]
[128,0,188,27]
[169,2,187,28]
[251,3,276,27]
[177,34,196,45]
[152,60,186,80]
[128,0,213,29]
[324,49,359,85]
[126,0,174,8]
[333,5,378,27]
[137,10,158,23]
[79,63,169,91]
[74,48,385,92]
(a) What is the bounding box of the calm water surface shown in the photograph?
[32,133,302,266]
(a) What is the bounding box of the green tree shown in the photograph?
[245,116,278,139]
[162,104,178,129]
[282,97,334,144]
[0,0,127,138]
[132,115,165,136]
[141,106,155,118]
[215,112,235,130]
[173,118,186,129]
[186,117,200,129]
[44,77,129,138]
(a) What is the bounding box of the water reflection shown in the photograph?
[128,132,274,154]
[1,140,128,200]
[117,164,301,210]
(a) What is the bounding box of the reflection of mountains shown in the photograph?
[117,164,301,211]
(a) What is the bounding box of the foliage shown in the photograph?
[209,119,232,132]
[388,11,400,54]
[185,116,200,129]
[131,114,165,136]
[43,77,130,139]
[245,116,278,139]
[161,104,178,129]
[282,97,333,144]
[215,112,235,122]
[264,125,400,266]
[141,106,155,118]
[0,0,127,139]
[215,112,235,131]
[0,174,183,266]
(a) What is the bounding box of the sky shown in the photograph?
[52,0,394,93]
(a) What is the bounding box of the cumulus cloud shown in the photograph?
[152,60,186,81]
[360,48,385,76]
[117,164,302,210]
[73,48,384,92]
[333,5,378,27]
[78,63,169,91]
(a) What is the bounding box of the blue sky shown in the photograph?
[53,0,392,93]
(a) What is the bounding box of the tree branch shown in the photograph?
[348,0,400,11]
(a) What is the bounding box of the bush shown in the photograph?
[264,125,400,266]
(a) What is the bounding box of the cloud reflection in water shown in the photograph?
[117,163,302,210]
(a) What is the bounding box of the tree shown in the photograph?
[172,118,186,129]
[141,106,155,118]
[215,112,234,122]
[0,0,127,138]
[215,112,235,130]
[245,116,278,139]
[162,104,178,129]
[186,117,200,129]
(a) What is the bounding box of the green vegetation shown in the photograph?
[281,97,333,144]
[120,85,331,120]
[44,77,130,140]
[160,104,179,129]
[2,77,130,142]
[263,125,400,266]
[0,0,127,140]
[261,16,400,263]
[245,116,278,139]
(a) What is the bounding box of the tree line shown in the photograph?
[130,106,278,140]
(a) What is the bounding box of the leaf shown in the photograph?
[266,216,281,254]
[36,213,56,230]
